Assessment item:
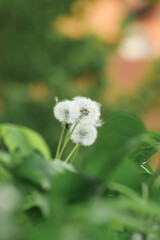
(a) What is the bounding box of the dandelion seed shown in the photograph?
[73,96,101,125]
[53,100,79,124]
[95,119,104,128]
[55,96,59,103]
[70,123,97,146]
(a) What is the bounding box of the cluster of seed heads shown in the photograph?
[53,96,102,146]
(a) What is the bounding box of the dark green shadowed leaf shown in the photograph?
[51,171,102,204]
[127,131,160,165]
[109,159,141,192]
[85,112,145,181]
[50,161,102,204]
[23,189,50,218]
[14,153,55,190]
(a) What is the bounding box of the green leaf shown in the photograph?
[14,153,55,190]
[23,190,50,218]
[0,124,33,157]
[20,126,51,160]
[141,162,153,175]
[140,162,153,183]
[0,166,11,181]
[50,162,102,203]
[109,159,141,192]
[85,112,145,181]
[127,131,160,165]
[150,168,160,202]
[0,150,12,166]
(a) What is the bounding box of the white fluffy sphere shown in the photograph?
[73,96,101,125]
[53,100,80,124]
[70,123,97,146]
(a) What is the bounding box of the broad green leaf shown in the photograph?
[50,164,102,204]
[85,112,145,181]
[23,190,50,218]
[107,183,141,202]
[21,126,51,160]
[127,131,160,165]
[0,150,12,166]
[0,124,33,157]
[108,159,141,192]
[0,166,11,181]
[14,153,55,190]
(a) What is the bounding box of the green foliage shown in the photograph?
[85,113,145,181]
[0,124,51,160]
[128,131,160,165]
[20,126,51,160]
[0,0,108,155]
[0,113,160,240]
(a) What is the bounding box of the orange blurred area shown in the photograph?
[138,3,160,54]
[55,0,125,42]
[103,58,152,103]
[55,0,160,122]
[28,83,50,102]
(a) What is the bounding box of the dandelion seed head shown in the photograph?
[73,96,101,125]
[79,129,88,137]
[80,108,90,116]
[53,100,79,124]
[70,123,97,146]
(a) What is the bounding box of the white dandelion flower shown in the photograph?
[73,96,101,125]
[70,123,97,146]
[53,100,79,124]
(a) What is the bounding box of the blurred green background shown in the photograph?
[0,0,160,168]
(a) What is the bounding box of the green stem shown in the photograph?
[57,129,69,159]
[65,144,79,163]
[142,183,149,200]
[58,122,78,159]
[108,182,142,202]
[55,124,66,159]
[70,144,80,164]
[63,130,70,147]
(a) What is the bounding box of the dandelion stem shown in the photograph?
[63,130,70,147]
[57,129,69,159]
[70,144,80,165]
[58,122,78,159]
[142,183,149,200]
[65,144,79,163]
[55,123,66,159]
